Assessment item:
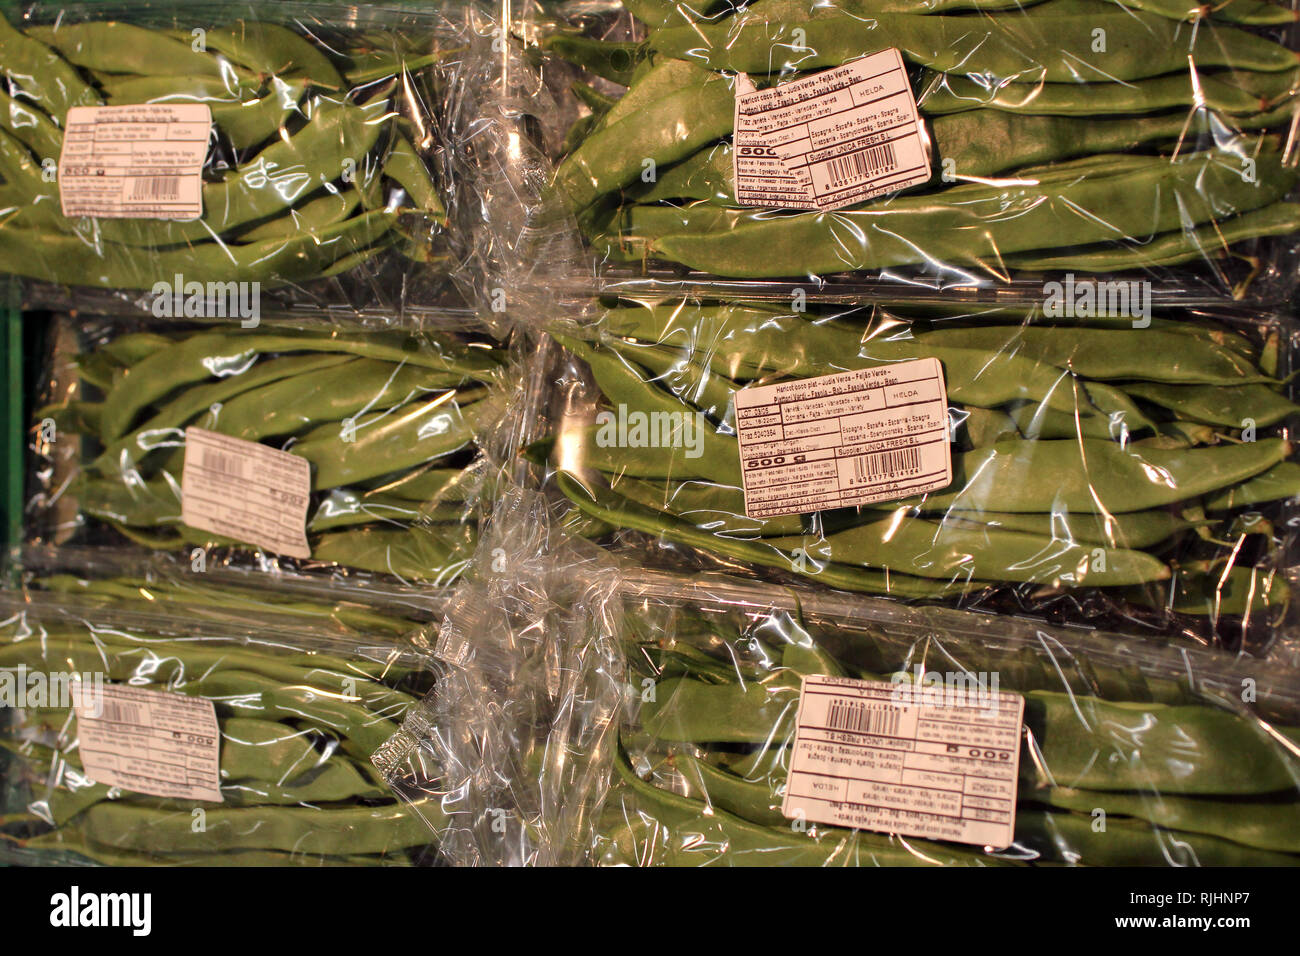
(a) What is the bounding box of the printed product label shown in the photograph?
[58,103,210,220]
[732,51,931,211]
[733,358,952,519]
[74,684,222,803]
[181,427,312,559]
[733,73,821,210]
[782,675,1024,849]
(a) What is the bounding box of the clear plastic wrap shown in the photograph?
[0,583,443,866]
[528,297,1300,655]
[0,2,491,323]
[442,1,604,321]
[600,572,1300,866]
[373,487,624,867]
[521,0,1300,304]
[14,544,452,637]
[27,313,508,585]
[400,521,1300,866]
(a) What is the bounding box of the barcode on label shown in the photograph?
[825,142,897,187]
[852,446,922,483]
[825,698,901,737]
[101,699,144,725]
[202,449,245,478]
[130,176,181,201]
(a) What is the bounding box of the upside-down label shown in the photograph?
[181,427,312,559]
[782,675,1025,849]
[733,51,932,211]
[58,103,210,220]
[73,684,223,803]
[732,359,953,519]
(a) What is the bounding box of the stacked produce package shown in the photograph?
[367,0,1300,870]
[0,1,500,320]
[0,575,445,866]
[378,492,1300,867]
[533,0,1300,300]
[5,0,1300,877]
[27,314,506,584]
[529,299,1300,655]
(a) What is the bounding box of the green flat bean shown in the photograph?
[591,57,707,134]
[554,64,733,210]
[1040,786,1300,851]
[540,35,646,85]
[641,675,1298,793]
[383,134,446,222]
[93,352,355,471]
[0,15,101,119]
[2,829,400,866]
[365,466,475,502]
[919,68,1299,116]
[650,8,1298,80]
[75,801,434,856]
[1203,461,1300,509]
[98,329,496,441]
[1123,380,1299,427]
[557,471,990,597]
[946,508,1199,548]
[1014,810,1300,865]
[721,0,1298,22]
[0,87,63,161]
[307,489,458,531]
[100,74,309,151]
[782,518,1170,585]
[1006,202,1300,271]
[561,334,743,484]
[94,96,391,247]
[603,738,1003,865]
[311,524,476,584]
[627,148,1296,277]
[637,102,1294,204]
[205,359,466,443]
[610,469,1169,583]
[909,326,1266,385]
[894,437,1290,513]
[0,206,398,290]
[196,22,346,89]
[29,22,254,85]
[290,393,483,490]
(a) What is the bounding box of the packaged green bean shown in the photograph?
[0,583,445,866]
[380,501,1300,866]
[24,313,511,586]
[527,297,1300,654]
[0,1,498,323]
[518,0,1300,303]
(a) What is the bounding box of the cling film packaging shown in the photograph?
[0,2,491,322]
[522,0,1300,303]
[26,313,509,585]
[0,582,446,866]
[598,573,1300,867]
[379,491,1300,866]
[528,298,1300,655]
[372,488,625,867]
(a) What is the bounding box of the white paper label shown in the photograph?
[733,51,931,211]
[58,104,210,220]
[733,358,953,519]
[733,73,821,210]
[782,675,1024,849]
[74,684,222,803]
[181,427,312,559]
